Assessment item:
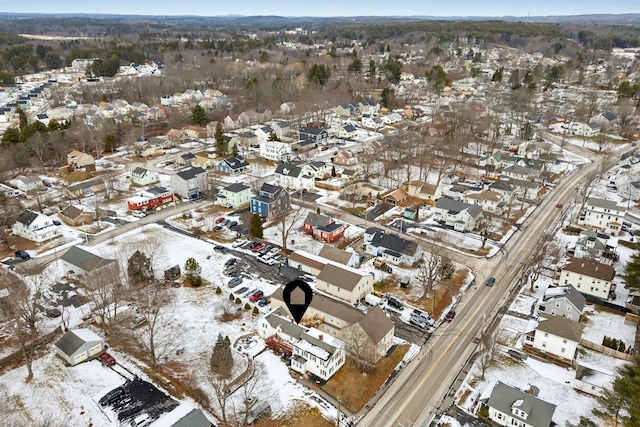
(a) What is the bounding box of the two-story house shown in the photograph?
[480,381,556,427]
[538,285,585,321]
[216,155,251,176]
[363,228,423,266]
[170,167,207,200]
[270,121,291,139]
[464,189,506,214]
[130,167,159,186]
[337,124,357,140]
[12,210,61,243]
[558,256,616,300]
[274,161,315,191]
[579,198,626,236]
[303,162,330,180]
[303,212,333,234]
[250,183,290,220]
[127,186,174,211]
[524,314,584,364]
[259,140,298,162]
[333,150,358,166]
[402,180,442,202]
[316,263,373,305]
[299,127,329,145]
[572,230,617,263]
[433,197,484,232]
[335,104,359,117]
[217,183,252,208]
[259,311,345,381]
[254,125,275,143]
[502,164,539,181]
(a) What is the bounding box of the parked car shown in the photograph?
[214,245,229,253]
[98,352,116,366]
[227,220,238,228]
[412,309,434,325]
[381,264,393,273]
[46,308,61,318]
[250,290,264,302]
[486,277,496,287]
[387,297,404,310]
[233,239,248,248]
[410,314,428,329]
[130,316,147,328]
[99,387,124,406]
[445,309,456,322]
[228,277,243,287]
[258,245,272,256]
[221,219,231,227]
[252,243,266,253]
[224,258,237,267]
[53,220,62,226]
[258,296,270,307]
[267,247,280,257]
[215,217,226,224]
[132,210,146,218]
[249,241,261,249]
[15,250,30,260]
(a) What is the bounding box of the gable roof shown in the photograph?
[370,231,420,257]
[357,305,394,345]
[16,210,40,226]
[55,329,103,356]
[482,381,556,427]
[318,245,353,265]
[562,256,615,281]
[271,288,364,325]
[542,285,586,312]
[60,204,92,220]
[224,183,251,193]
[585,198,624,212]
[435,197,483,218]
[221,155,249,170]
[176,167,206,180]
[317,263,367,291]
[304,212,332,228]
[60,245,116,273]
[536,314,584,342]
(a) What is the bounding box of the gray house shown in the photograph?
[480,381,556,427]
[170,167,207,200]
[55,329,105,366]
[59,245,118,279]
[538,285,585,321]
[363,228,422,266]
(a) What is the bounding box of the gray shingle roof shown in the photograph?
[60,246,116,273]
[224,183,250,193]
[482,381,556,427]
[16,210,39,226]
[317,264,364,291]
[176,167,206,180]
[536,314,584,342]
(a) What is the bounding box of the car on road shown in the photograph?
[228,277,243,287]
[445,309,456,322]
[99,386,124,406]
[214,245,229,253]
[15,250,30,260]
[410,314,428,329]
[387,297,404,310]
[215,217,226,224]
[250,290,264,302]
[98,352,116,366]
[132,210,146,218]
[224,258,237,267]
[486,277,496,287]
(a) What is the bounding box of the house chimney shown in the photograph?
[319,334,323,341]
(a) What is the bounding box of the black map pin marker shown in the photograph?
[283,279,313,324]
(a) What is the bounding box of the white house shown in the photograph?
[216,183,252,208]
[463,189,506,214]
[433,197,484,232]
[558,256,616,300]
[12,210,61,243]
[59,245,119,279]
[573,230,617,263]
[258,311,345,381]
[573,362,615,397]
[363,228,423,266]
[259,140,297,161]
[403,180,442,202]
[130,167,159,186]
[273,162,315,191]
[316,263,374,305]
[480,381,556,427]
[54,329,105,366]
[524,314,584,364]
[318,244,360,268]
[579,197,626,236]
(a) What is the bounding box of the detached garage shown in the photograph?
[55,329,105,366]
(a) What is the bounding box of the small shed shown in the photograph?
[164,265,181,281]
[400,276,411,288]
[55,329,104,366]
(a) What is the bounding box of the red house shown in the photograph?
[127,186,174,211]
[313,222,345,243]
[303,212,333,234]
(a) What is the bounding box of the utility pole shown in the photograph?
[336,398,341,427]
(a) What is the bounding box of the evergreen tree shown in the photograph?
[214,122,227,156]
[191,105,208,126]
[593,356,640,426]
[210,333,233,378]
[127,250,153,282]
[104,133,118,153]
[624,252,640,294]
[250,214,263,238]
[380,86,396,109]
[184,257,202,282]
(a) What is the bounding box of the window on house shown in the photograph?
[542,341,547,348]
[563,339,567,344]
[561,347,566,353]
[555,301,560,307]
[544,332,549,338]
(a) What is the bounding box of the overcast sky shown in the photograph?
[2,0,639,17]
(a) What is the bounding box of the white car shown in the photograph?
[132,210,146,218]
[266,247,280,257]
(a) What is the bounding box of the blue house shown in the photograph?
[250,183,290,220]
[216,156,250,176]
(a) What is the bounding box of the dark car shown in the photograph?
[250,290,264,302]
[387,297,404,310]
[53,220,62,226]
[249,241,261,249]
[98,352,116,366]
[214,245,229,253]
[227,220,238,228]
[228,277,243,287]
[445,309,456,322]
[224,258,237,267]
[486,277,496,287]
[15,250,30,260]
[99,386,124,406]
[46,308,62,318]
[258,296,270,307]
[381,264,393,273]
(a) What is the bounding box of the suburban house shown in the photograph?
[269,289,394,363]
[258,311,345,381]
[538,285,585,321]
[259,140,298,162]
[572,230,617,263]
[55,329,105,366]
[65,179,106,199]
[433,197,484,232]
[191,154,217,170]
[299,127,329,144]
[254,125,275,143]
[170,167,207,200]
[287,251,328,275]
[524,314,584,364]
[274,161,315,191]
[303,212,334,234]
[313,222,346,243]
[217,183,252,208]
[318,244,360,268]
[9,175,45,192]
[573,362,615,397]
[363,228,423,266]
[464,189,506,214]
[382,189,407,205]
[130,167,159,186]
[362,114,384,129]
[177,152,197,166]
[127,186,174,211]
[480,381,556,427]
[59,245,119,279]
[250,183,290,220]
[12,210,60,243]
[167,128,189,145]
[58,204,94,226]
[303,161,330,180]
[216,156,250,176]
[510,178,542,201]
[557,256,616,300]
[333,149,358,166]
[335,104,359,117]
[359,101,380,116]
[316,263,374,304]
[67,150,95,172]
[337,124,357,139]
[502,164,539,181]
[402,180,442,202]
[271,121,291,138]
[579,198,626,236]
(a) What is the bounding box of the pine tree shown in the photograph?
[250,214,263,238]
[210,333,233,377]
[191,105,208,126]
[214,122,227,156]
[183,257,201,282]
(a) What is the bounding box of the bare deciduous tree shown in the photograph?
[276,206,306,252]
[342,323,377,372]
[85,262,123,334]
